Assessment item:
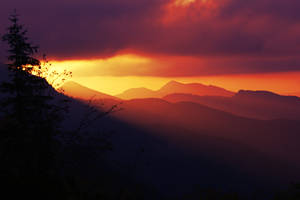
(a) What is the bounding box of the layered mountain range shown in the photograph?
[62,80,300,120]
[3,76,298,197]
[60,80,300,197]
[116,80,235,99]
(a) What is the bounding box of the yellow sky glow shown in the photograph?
[46,55,300,96]
[72,72,300,96]
[49,54,152,78]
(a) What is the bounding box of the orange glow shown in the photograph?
[72,76,167,95]
[47,54,300,97]
[70,72,300,97]
[49,54,153,78]
[186,72,300,96]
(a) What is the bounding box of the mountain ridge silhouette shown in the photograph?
[117,80,235,99]
[61,81,120,100]
[164,90,300,120]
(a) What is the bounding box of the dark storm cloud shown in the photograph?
[1,0,300,75]
[0,0,168,60]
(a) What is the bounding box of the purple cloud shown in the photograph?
[1,0,300,76]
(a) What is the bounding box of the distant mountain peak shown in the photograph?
[237,90,279,96]
[123,87,154,92]
[61,81,119,100]
[116,87,157,100]
[166,80,182,85]
[159,81,234,97]
[62,81,82,87]
[236,90,294,98]
[117,81,235,100]
[160,80,183,89]
[235,90,300,102]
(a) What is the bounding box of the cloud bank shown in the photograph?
[1,0,300,76]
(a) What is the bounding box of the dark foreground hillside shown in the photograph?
[1,65,300,199]
[54,95,300,199]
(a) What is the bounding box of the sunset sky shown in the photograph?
[1,0,300,95]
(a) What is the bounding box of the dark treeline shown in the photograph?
[0,11,69,199]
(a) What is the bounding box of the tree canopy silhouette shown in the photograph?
[0,11,67,192]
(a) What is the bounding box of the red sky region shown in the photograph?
[1,0,300,95]
[50,55,300,96]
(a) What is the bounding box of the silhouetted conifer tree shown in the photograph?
[0,11,117,200]
[0,11,67,198]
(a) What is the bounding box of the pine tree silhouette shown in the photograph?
[0,11,67,199]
